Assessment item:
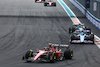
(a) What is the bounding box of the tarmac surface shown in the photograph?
[0,0,100,67]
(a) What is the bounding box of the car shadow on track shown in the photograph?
[23,59,75,64]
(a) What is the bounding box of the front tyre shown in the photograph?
[47,52,56,62]
[35,0,37,2]
[64,49,73,59]
[44,3,47,6]
[25,50,33,62]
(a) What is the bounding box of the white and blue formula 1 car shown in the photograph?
[69,24,91,34]
[70,30,94,44]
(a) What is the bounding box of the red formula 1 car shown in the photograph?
[35,0,45,3]
[44,0,56,6]
[22,43,73,62]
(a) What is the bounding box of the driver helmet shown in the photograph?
[79,24,81,28]
[81,32,84,35]
[48,43,52,47]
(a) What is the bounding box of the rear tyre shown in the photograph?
[70,34,75,44]
[64,49,73,59]
[69,27,75,34]
[90,34,94,44]
[69,28,71,34]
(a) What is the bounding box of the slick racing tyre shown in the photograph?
[53,2,56,6]
[90,34,94,44]
[69,27,75,34]
[47,52,56,62]
[69,27,72,34]
[44,3,47,6]
[25,50,33,62]
[35,0,37,2]
[70,34,75,44]
[64,49,73,59]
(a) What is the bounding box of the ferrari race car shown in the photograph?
[69,24,91,34]
[22,43,73,62]
[70,30,94,44]
[35,0,45,3]
[44,0,56,6]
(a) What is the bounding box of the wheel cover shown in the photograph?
[70,49,73,57]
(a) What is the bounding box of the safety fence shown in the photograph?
[69,0,100,30]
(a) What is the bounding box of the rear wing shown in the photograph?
[52,44,69,48]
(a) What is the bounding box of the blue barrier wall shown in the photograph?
[69,0,100,30]
[77,0,100,19]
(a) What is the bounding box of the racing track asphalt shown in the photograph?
[0,0,100,67]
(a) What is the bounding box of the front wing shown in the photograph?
[71,40,93,43]
[25,57,49,62]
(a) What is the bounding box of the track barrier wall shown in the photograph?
[69,0,100,30]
